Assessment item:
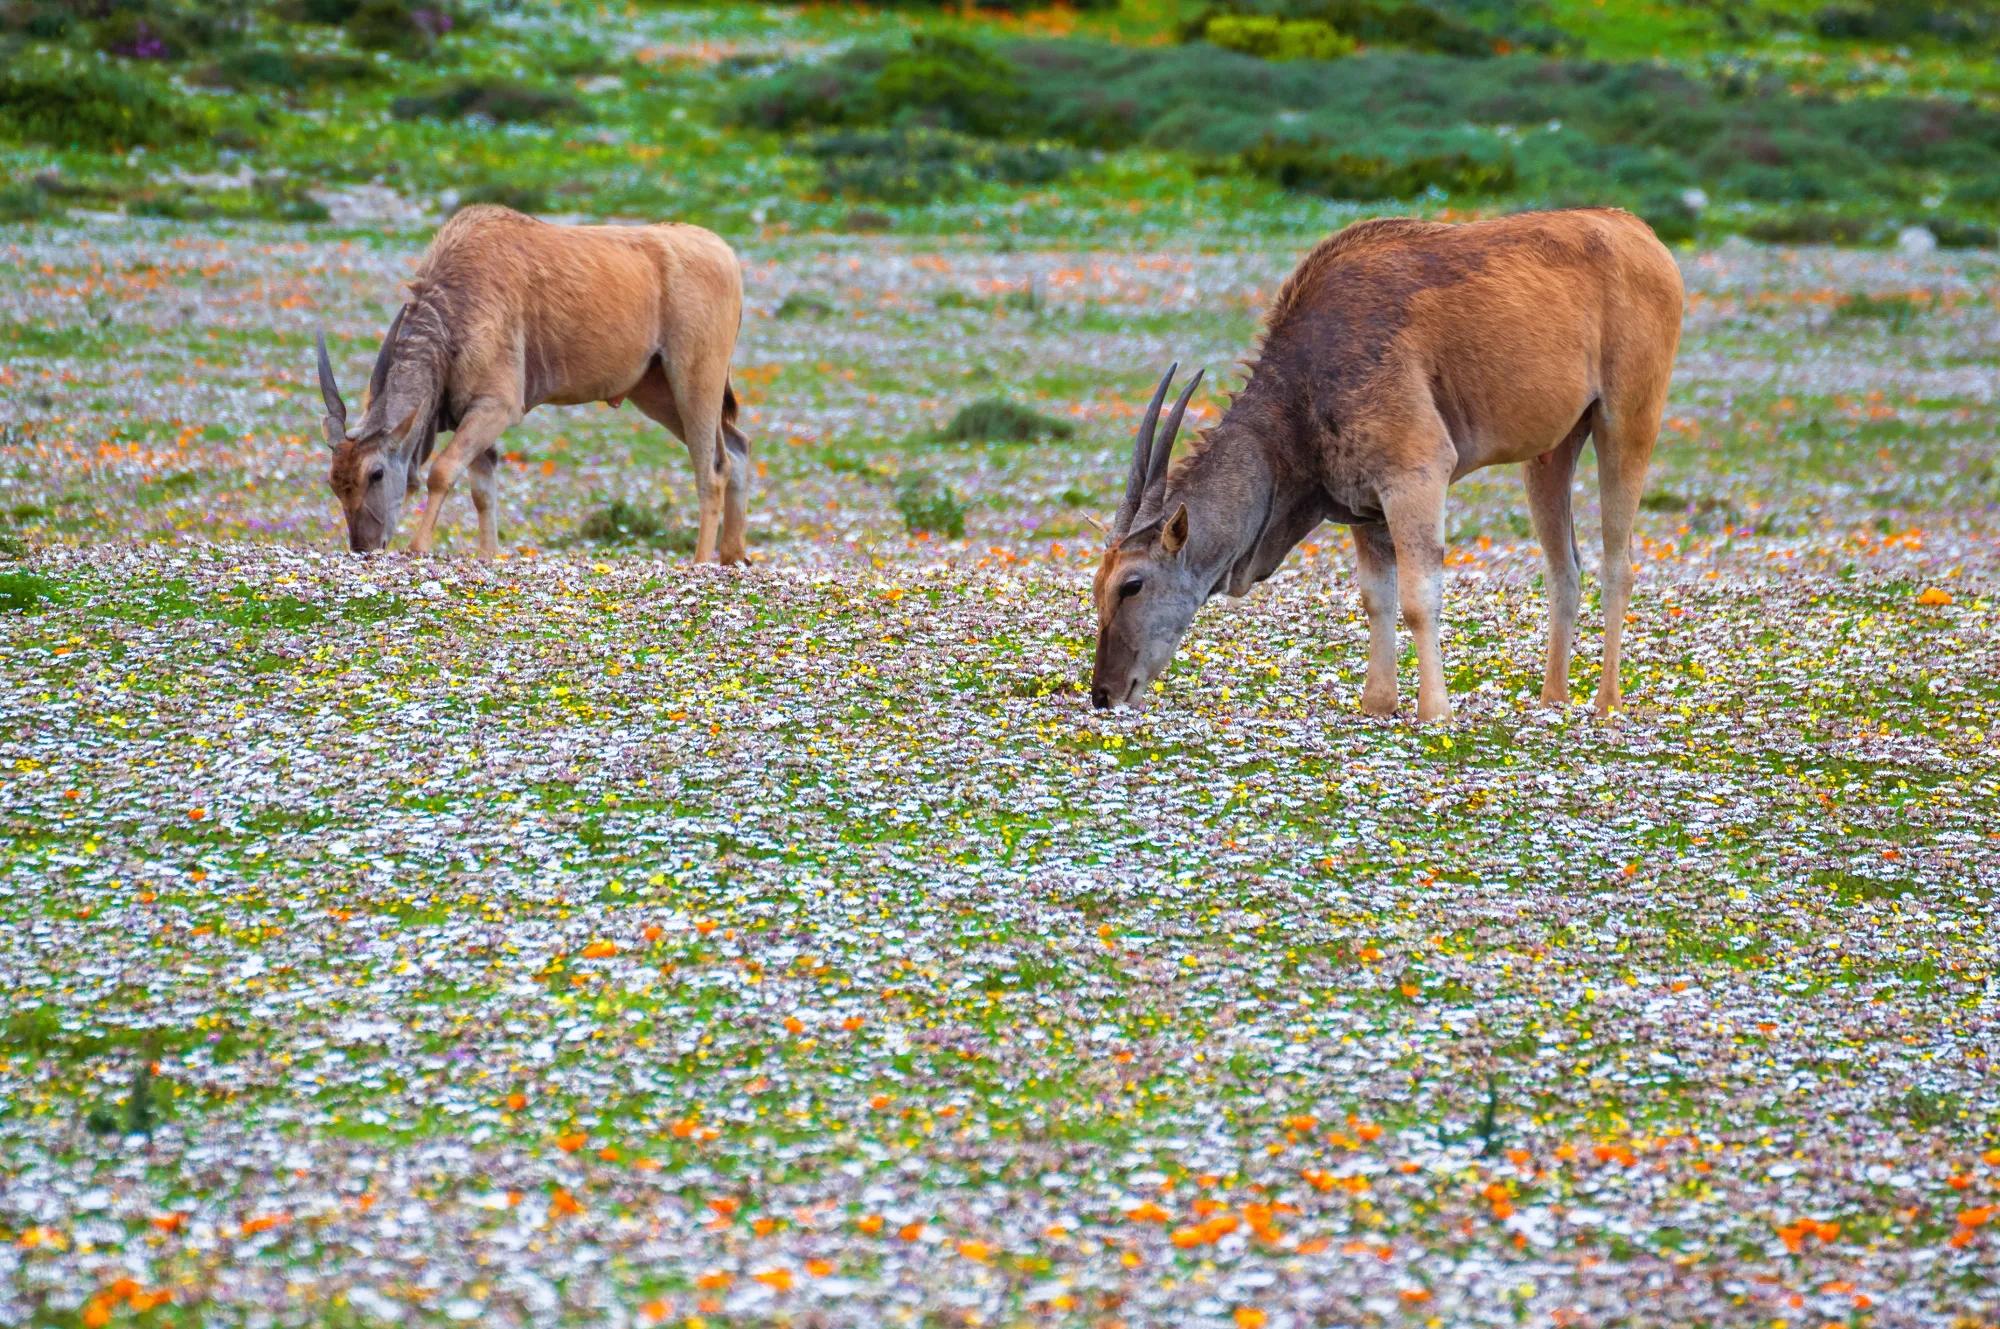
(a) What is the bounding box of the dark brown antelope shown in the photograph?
[315,205,750,562]
[1091,209,1684,721]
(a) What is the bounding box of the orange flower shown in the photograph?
[549,1188,583,1219]
[555,1131,587,1153]
[505,1092,527,1112]
[579,940,618,959]
[708,1196,739,1219]
[856,1214,884,1235]
[151,1212,185,1233]
[783,1016,805,1035]
[641,924,664,942]
[752,1267,793,1292]
[695,1271,733,1291]
[1916,586,1954,606]
[1234,1310,1268,1329]
[1959,1206,1994,1228]
[956,1240,992,1262]
[805,1258,835,1277]
[1285,1114,1318,1133]
[1126,1201,1171,1224]
[897,1220,925,1242]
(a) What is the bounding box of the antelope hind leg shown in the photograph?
[1523,419,1589,705]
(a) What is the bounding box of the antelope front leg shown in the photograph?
[467,447,500,560]
[408,402,514,557]
[1351,522,1399,716]
[1383,477,1452,724]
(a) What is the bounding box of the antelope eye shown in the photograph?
[367,467,384,486]
[1119,576,1144,599]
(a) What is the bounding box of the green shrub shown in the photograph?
[1632,191,1699,244]
[392,79,579,124]
[807,127,1072,202]
[894,473,966,539]
[942,398,1075,443]
[1925,217,1998,248]
[730,34,1025,137]
[0,569,58,612]
[349,0,453,56]
[0,62,202,148]
[1834,291,1928,332]
[251,175,330,222]
[574,498,695,553]
[1202,15,1357,59]
[1814,1,2000,47]
[1242,136,1515,199]
[1184,0,1553,56]
[0,180,45,222]
[1742,211,1878,245]
[209,46,379,90]
[775,292,835,319]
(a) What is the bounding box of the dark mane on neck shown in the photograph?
[1261,216,1446,336]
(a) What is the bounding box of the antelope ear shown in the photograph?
[1160,503,1189,556]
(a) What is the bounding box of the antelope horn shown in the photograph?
[315,329,347,449]
[366,304,408,408]
[1112,363,1176,539]
[1146,367,1204,492]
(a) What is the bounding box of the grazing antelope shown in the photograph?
[315,205,751,562]
[1091,209,1684,721]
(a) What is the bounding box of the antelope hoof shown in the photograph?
[1540,684,1570,706]
[1360,685,1398,718]
[1416,696,1453,724]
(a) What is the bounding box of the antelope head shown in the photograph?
[316,313,434,554]
[1090,363,1204,711]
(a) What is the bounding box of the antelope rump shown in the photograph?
[316,205,751,563]
[1091,208,1685,721]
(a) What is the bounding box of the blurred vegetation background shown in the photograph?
[0,0,1996,243]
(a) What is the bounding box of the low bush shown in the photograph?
[1813,1,2000,48]
[941,398,1075,443]
[1184,0,1565,56]
[1201,15,1357,60]
[0,180,45,222]
[730,34,1025,137]
[893,473,966,539]
[807,127,1073,202]
[775,292,835,319]
[348,0,455,56]
[391,79,579,124]
[0,62,203,148]
[574,498,695,553]
[0,569,58,612]
[207,46,379,90]
[1242,136,1516,199]
[1742,211,1878,245]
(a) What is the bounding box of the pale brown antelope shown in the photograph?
[1091,209,1684,721]
[315,205,751,562]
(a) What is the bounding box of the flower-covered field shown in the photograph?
[1,223,1996,1327]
